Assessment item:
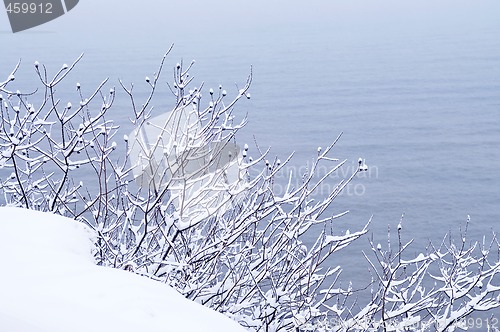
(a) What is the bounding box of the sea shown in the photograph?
[1,0,499,319]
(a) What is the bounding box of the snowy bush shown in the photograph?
[332,216,500,331]
[1,49,499,331]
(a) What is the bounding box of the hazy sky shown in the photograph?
[2,0,500,36]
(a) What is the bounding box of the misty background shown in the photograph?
[1,0,500,292]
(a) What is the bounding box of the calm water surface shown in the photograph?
[1,2,499,297]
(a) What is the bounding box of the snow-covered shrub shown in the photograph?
[1,50,499,331]
[333,216,500,331]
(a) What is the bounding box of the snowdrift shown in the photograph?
[0,207,245,332]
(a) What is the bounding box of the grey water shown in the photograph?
[2,0,499,310]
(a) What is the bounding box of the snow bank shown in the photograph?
[0,207,245,332]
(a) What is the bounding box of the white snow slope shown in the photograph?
[0,207,245,332]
